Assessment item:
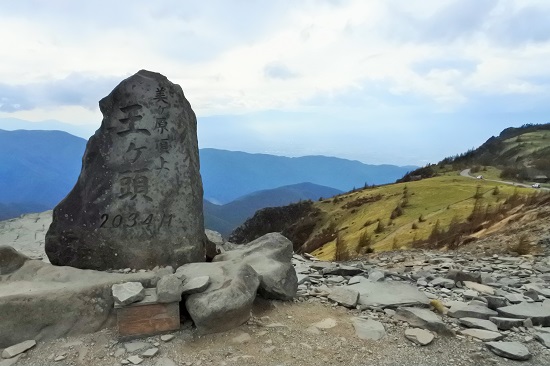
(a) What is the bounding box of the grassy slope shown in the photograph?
[310,173,531,260]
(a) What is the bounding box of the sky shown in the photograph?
[1,0,550,166]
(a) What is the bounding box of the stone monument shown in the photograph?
[45,70,205,270]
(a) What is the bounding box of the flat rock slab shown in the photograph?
[347,281,430,308]
[328,287,359,308]
[459,318,499,332]
[1,339,36,358]
[463,281,495,295]
[321,265,363,277]
[405,328,434,346]
[535,332,550,349]
[0,259,158,348]
[351,318,386,341]
[489,317,525,330]
[486,342,532,361]
[447,302,498,320]
[460,329,503,341]
[497,303,550,326]
[395,307,452,336]
[113,282,145,306]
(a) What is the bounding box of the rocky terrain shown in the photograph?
[2,228,550,365]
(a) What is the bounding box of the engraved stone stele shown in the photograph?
[45,70,205,270]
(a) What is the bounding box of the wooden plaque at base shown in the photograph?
[115,288,180,339]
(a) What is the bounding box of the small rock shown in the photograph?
[328,287,359,308]
[127,355,144,365]
[351,318,386,341]
[404,328,434,346]
[459,318,498,332]
[460,329,504,341]
[463,281,495,295]
[535,332,550,349]
[232,333,252,344]
[1,340,36,359]
[156,274,184,303]
[142,348,159,358]
[160,334,175,342]
[485,342,531,361]
[124,341,150,353]
[447,302,498,320]
[112,282,145,306]
[311,318,337,330]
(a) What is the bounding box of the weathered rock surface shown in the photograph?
[328,287,359,308]
[1,339,36,358]
[181,276,210,295]
[0,258,158,348]
[497,303,550,326]
[156,274,183,303]
[447,302,498,319]
[348,281,430,308]
[459,317,498,332]
[213,233,297,300]
[112,282,145,306]
[45,70,205,270]
[486,341,532,361]
[351,318,386,340]
[460,328,504,341]
[176,261,260,334]
[0,246,30,275]
[395,307,452,336]
[404,328,434,346]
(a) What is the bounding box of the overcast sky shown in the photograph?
[1,0,549,165]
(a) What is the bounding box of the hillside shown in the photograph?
[399,123,550,185]
[204,182,342,236]
[232,125,550,260]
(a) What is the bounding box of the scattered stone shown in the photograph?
[524,283,550,298]
[154,358,177,366]
[142,347,159,358]
[328,287,359,308]
[45,70,206,270]
[1,340,36,359]
[497,303,550,326]
[367,270,385,282]
[404,328,434,346]
[351,318,386,341]
[160,334,175,342]
[447,302,498,320]
[489,317,525,330]
[463,281,495,295]
[459,318,499,332]
[156,274,184,303]
[124,341,151,353]
[54,354,66,361]
[485,296,508,310]
[485,342,531,361]
[232,333,252,344]
[127,355,144,365]
[311,318,337,330]
[181,276,210,295]
[112,282,145,306]
[430,277,455,289]
[212,233,297,300]
[395,307,452,336]
[460,329,504,341]
[321,265,363,277]
[505,294,525,304]
[535,332,550,348]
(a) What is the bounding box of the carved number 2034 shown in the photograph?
[99,213,173,228]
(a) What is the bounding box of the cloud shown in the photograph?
[264,62,298,80]
[0,74,121,112]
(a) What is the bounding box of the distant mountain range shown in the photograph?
[0,129,416,229]
[205,182,342,236]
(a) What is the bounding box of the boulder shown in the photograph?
[0,260,158,348]
[45,70,205,270]
[395,307,453,336]
[212,233,297,300]
[497,303,550,326]
[176,261,260,334]
[347,281,430,308]
[0,246,30,275]
[156,274,183,303]
[485,342,531,361]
